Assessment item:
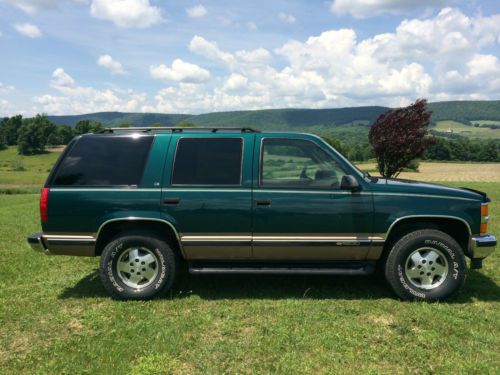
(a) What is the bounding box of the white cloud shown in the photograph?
[186,4,207,18]
[5,0,67,14]
[222,73,248,92]
[279,12,296,24]
[14,23,42,38]
[189,35,237,67]
[33,68,147,114]
[97,54,127,75]
[330,0,446,19]
[150,59,210,83]
[247,21,258,31]
[90,0,162,28]
[0,82,15,94]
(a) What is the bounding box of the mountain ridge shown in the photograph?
[46,100,500,129]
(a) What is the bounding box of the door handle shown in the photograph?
[255,199,271,206]
[162,197,181,205]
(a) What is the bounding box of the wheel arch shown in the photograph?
[383,215,472,259]
[94,217,185,258]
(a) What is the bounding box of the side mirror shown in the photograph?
[340,175,360,192]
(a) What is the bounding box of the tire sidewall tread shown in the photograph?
[99,231,177,300]
[385,229,467,301]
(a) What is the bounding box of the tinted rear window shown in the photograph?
[172,138,243,185]
[52,135,153,186]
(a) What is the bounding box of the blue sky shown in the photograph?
[0,0,499,116]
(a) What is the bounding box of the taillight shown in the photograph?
[40,187,49,223]
[480,203,489,235]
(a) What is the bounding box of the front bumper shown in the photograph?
[470,234,497,259]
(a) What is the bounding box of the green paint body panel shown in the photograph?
[39,130,488,261]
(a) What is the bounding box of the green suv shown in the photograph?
[27,127,496,301]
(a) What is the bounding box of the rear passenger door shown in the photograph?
[161,134,254,260]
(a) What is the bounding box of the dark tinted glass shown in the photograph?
[172,138,243,185]
[52,135,153,186]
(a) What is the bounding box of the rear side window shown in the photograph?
[172,138,243,185]
[52,135,153,186]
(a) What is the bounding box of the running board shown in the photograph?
[188,262,375,275]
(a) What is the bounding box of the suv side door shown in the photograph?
[252,134,375,260]
[161,133,254,260]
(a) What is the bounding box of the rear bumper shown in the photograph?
[27,232,95,256]
[27,232,51,254]
[470,234,496,259]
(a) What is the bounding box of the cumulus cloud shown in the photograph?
[90,0,162,28]
[97,54,127,75]
[279,12,296,24]
[33,68,146,114]
[186,4,207,18]
[247,21,258,31]
[21,7,500,115]
[150,59,210,83]
[330,0,446,18]
[14,23,42,38]
[189,35,237,67]
[5,0,69,14]
[0,82,15,94]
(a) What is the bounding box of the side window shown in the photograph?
[52,135,153,186]
[172,138,243,186]
[260,138,345,189]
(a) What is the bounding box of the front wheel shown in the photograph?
[385,229,466,301]
[99,231,177,300]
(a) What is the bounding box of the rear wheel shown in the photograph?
[385,229,466,301]
[99,231,177,300]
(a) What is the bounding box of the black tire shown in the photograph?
[385,229,466,301]
[99,231,177,300]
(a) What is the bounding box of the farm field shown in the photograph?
[358,161,500,182]
[433,120,500,139]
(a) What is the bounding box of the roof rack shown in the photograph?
[97,127,260,134]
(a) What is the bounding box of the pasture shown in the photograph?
[0,147,499,373]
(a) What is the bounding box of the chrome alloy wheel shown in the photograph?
[116,247,159,289]
[404,247,449,290]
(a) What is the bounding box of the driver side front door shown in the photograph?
[252,135,374,260]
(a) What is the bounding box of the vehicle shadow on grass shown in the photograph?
[59,268,500,303]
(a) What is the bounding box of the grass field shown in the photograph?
[0,147,499,373]
[433,120,500,139]
[0,147,61,192]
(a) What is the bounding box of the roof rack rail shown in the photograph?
[97,127,260,134]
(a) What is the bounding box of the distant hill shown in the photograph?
[48,112,190,127]
[46,101,500,130]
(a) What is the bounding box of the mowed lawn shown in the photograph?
[0,148,499,373]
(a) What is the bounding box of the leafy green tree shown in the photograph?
[0,130,7,150]
[177,121,196,128]
[17,122,45,155]
[74,120,103,135]
[17,114,56,155]
[0,115,23,145]
[322,136,349,157]
[57,125,74,144]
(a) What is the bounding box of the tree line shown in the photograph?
[1,113,499,162]
[0,115,103,155]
